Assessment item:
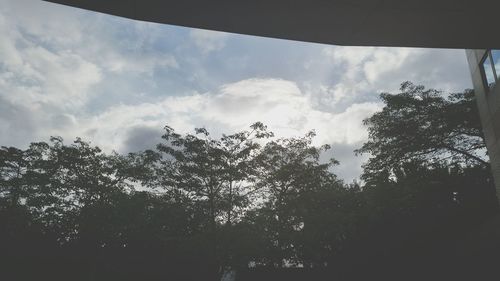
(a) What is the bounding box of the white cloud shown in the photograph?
[0,0,184,148]
[0,0,472,183]
[0,1,105,109]
[0,24,102,110]
[65,79,380,160]
[2,0,86,47]
[320,46,470,108]
[61,78,380,182]
[363,49,412,84]
[104,52,178,74]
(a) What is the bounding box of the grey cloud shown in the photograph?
[50,113,76,130]
[372,49,471,92]
[318,47,472,114]
[189,29,228,54]
[0,2,473,184]
[0,96,37,148]
[121,126,163,153]
[322,141,368,183]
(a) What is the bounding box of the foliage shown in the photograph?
[356,82,488,181]
[0,83,498,280]
[250,131,341,267]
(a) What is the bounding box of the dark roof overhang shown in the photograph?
[44,0,498,49]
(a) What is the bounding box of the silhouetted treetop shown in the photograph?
[356,81,487,181]
[1,96,498,281]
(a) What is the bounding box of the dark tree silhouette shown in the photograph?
[250,131,341,267]
[1,83,498,281]
[356,82,488,181]
[146,122,272,279]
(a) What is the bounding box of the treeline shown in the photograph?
[1,82,498,281]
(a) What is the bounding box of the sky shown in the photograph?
[0,0,473,182]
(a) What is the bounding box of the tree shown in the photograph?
[151,122,273,277]
[252,131,341,267]
[34,137,135,244]
[356,82,488,181]
[351,82,499,279]
[0,137,140,280]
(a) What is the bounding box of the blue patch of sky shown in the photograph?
[84,15,348,112]
[98,15,337,84]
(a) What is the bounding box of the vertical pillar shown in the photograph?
[466,49,500,197]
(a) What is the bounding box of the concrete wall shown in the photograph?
[466,49,500,195]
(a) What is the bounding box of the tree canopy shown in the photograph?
[1,82,498,281]
[356,82,488,181]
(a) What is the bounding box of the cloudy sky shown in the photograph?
[0,0,473,182]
